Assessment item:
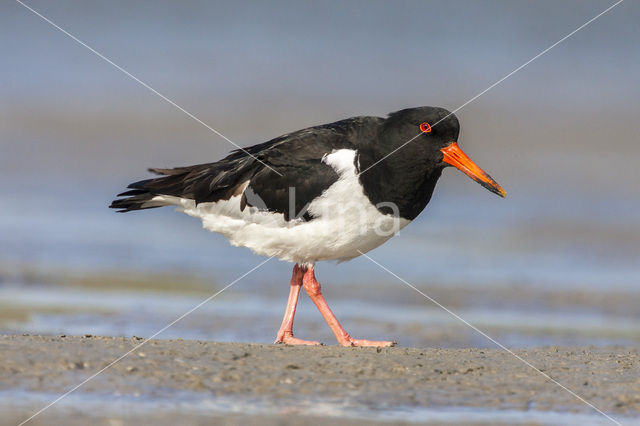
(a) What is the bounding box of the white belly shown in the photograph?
[152,149,410,263]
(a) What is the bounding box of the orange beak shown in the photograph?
[440,142,506,198]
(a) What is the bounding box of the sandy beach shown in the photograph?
[2,335,639,425]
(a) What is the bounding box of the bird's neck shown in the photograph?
[357,142,443,220]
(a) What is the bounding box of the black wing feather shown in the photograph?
[110,116,381,219]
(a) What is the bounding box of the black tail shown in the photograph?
[109,188,158,212]
[110,160,255,213]
[109,166,204,212]
[109,169,176,213]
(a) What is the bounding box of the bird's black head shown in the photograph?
[384,106,460,150]
[380,106,506,198]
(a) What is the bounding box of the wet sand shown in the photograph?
[2,335,639,425]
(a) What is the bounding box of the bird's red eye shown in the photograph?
[419,122,432,133]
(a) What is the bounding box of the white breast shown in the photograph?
[152,149,410,264]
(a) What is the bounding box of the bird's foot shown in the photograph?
[340,338,396,347]
[275,332,321,346]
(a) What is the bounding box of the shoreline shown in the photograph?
[2,335,639,425]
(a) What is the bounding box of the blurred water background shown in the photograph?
[1,0,639,349]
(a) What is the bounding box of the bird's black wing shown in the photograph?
[109,117,377,221]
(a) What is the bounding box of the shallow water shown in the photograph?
[3,389,632,426]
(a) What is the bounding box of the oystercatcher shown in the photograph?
[110,106,505,347]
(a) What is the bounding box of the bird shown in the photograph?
[110,106,506,347]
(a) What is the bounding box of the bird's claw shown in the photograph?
[341,338,396,347]
[274,334,322,346]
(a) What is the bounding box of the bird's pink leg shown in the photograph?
[274,264,321,345]
[302,265,396,347]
